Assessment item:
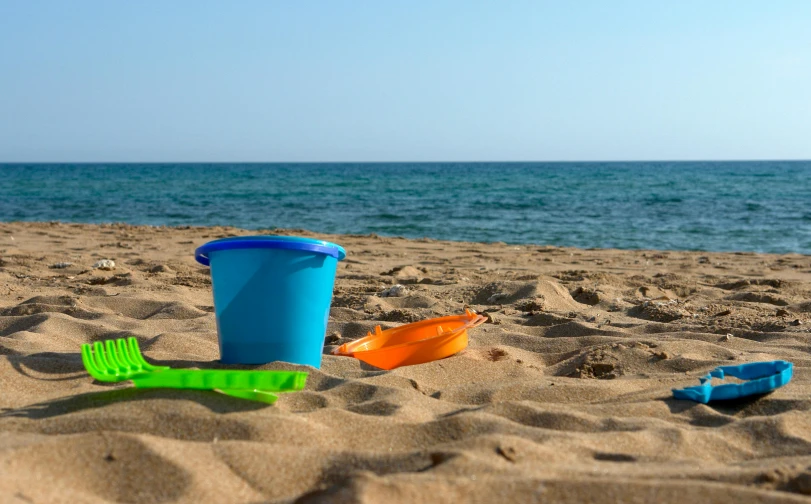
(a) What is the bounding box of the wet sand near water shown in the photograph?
[1,222,811,503]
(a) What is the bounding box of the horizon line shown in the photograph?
[2,158,811,165]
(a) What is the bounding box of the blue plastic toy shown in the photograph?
[196,235,346,368]
[672,360,793,403]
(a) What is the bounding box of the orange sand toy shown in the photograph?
[332,309,487,370]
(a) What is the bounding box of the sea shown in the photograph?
[1,161,810,254]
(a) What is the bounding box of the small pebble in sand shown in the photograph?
[381,284,407,297]
[496,445,518,462]
[723,333,733,341]
[49,262,73,269]
[93,259,116,271]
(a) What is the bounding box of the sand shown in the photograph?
[1,222,811,503]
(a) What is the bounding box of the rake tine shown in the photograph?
[93,341,119,374]
[117,338,137,371]
[81,344,114,382]
[116,338,138,370]
[105,340,127,372]
[128,337,169,371]
[91,342,109,373]
[128,337,151,369]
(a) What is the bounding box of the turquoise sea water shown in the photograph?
[1,162,810,254]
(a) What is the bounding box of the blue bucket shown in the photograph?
[195,236,346,368]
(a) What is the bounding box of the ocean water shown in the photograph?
[1,162,810,254]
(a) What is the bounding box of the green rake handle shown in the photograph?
[129,368,307,391]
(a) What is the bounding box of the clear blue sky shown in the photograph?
[1,1,809,162]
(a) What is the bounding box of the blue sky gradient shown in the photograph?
[1,1,809,162]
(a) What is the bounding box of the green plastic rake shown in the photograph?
[81,337,308,404]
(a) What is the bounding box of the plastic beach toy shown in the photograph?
[672,360,793,404]
[195,235,346,368]
[332,309,486,370]
[82,337,308,404]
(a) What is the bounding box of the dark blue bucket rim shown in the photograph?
[195,235,346,266]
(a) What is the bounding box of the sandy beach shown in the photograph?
[2,221,811,503]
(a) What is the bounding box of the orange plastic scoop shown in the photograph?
[332,309,486,370]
